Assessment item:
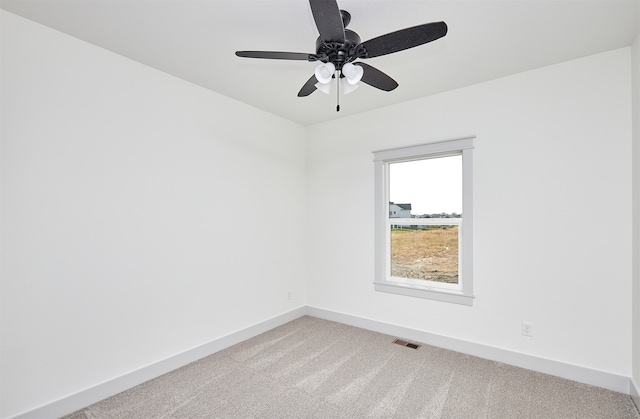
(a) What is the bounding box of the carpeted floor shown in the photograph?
[65,316,640,418]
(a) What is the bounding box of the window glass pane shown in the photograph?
[389,155,462,218]
[390,225,459,283]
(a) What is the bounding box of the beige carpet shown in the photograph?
[65,316,640,418]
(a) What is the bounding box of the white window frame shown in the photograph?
[373,137,475,306]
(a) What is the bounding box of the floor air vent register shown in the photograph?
[392,339,421,350]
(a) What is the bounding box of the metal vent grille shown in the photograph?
[392,339,421,350]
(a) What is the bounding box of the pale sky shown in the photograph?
[389,155,462,215]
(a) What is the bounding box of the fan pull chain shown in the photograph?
[336,71,340,112]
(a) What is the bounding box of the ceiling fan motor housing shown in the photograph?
[315,28,361,69]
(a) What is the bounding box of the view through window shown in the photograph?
[389,155,462,284]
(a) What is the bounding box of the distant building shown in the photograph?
[389,202,412,218]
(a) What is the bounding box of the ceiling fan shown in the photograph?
[235,0,448,110]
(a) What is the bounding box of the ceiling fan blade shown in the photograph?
[309,0,345,42]
[297,75,318,97]
[235,51,318,61]
[354,62,398,91]
[358,21,447,59]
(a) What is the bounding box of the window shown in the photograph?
[373,137,474,305]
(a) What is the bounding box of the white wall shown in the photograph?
[307,48,632,378]
[632,17,640,405]
[0,11,306,418]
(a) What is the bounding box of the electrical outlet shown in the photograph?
[522,322,533,337]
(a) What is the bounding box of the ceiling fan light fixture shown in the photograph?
[341,78,358,94]
[314,62,335,84]
[342,62,364,85]
[314,81,332,94]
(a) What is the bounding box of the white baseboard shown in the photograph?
[11,306,307,419]
[305,306,632,395]
[632,377,640,413]
[10,305,634,418]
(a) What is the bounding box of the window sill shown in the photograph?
[374,281,474,306]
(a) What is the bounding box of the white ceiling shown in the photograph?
[2,0,638,126]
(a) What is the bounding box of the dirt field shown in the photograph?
[390,226,459,283]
